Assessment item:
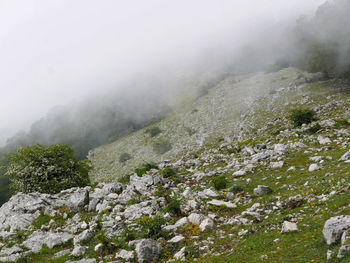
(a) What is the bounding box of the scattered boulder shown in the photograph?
[308,163,320,172]
[340,150,350,161]
[69,189,89,212]
[135,239,162,263]
[281,221,298,233]
[116,249,135,261]
[254,185,273,196]
[323,216,350,245]
[22,231,73,252]
[318,135,331,145]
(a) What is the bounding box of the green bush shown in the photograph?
[4,144,91,194]
[306,123,322,134]
[134,162,158,177]
[213,176,228,190]
[152,139,172,155]
[164,198,182,215]
[145,126,162,137]
[137,215,166,239]
[230,184,245,193]
[334,119,350,129]
[161,167,177,178]
[119,152,132,163]
[288,108,317,127]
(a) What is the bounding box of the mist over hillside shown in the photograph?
[1,0,350,207]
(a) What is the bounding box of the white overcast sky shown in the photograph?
[0,0,325,143]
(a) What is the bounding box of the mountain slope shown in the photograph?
[90,68,307,182]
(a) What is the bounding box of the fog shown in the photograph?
[0,0,326,144]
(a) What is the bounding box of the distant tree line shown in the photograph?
[276,0,350,78]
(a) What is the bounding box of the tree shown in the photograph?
[4,144,91,194]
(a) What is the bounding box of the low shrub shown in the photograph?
[306,123,322,134]
[134,162,158,177]
[152,139,172,155]
[230,184,245,193]
[145,126,162,137]
[137,215,167,239]
[213,176,228,190]
[164,198,182,215]
[334,119,350,129]
[288,108,317,127]
[119,152,132,163]
[161,167,177,178]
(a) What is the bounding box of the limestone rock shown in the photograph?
[135,239,162,263]
[323,216,350,245]
[254,185,273,196]
[281,221,298,233]
[22,231,73,252]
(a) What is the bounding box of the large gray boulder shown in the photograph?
[69,189,89,212]
[323,216,350,245]
[0,193,65,231]
[135,239,162,263]
[22,231,73,252]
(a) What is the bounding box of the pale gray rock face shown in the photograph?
[0,192,65,231]
[340,150,350,161]
[100,182,123,195]
[253,185,273,196]
[174,247,186,261]
[69,189,89,212]
[123,200,158,221]
[308,163,320,172]
[0,251,33,262]
[281,221,298,233]
[338,244,350,258]
[22,231,73,252]
[71,245,89,257]
[270,161,284,169]
[188,213,205,225]
[116,249,135,260]
[73,229,95,245]
[66,258,97,263]
[207,200,236,208]
[199,218,215,232]
[135,239,162,263]
[323,216,350,245]
[317,135,331,145]
[0,245,23,256]
[129,174,162,195]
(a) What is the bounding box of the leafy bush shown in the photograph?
[118,173,132,184]
[334,119,350,129]
[119,152,132,163]
[161,167,177,178]
[134,162,158,177]
[213,176,228,190]
[164,198,182,215]
[306,123,323,134]
[184,127,196,136]
[4,144,91,194]
[288,108,317,127]
[136,215,166,239]
[152,139,172,154]
[145,126,162,137]
[230,184,245,193]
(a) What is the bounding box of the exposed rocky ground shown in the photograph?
[1,69,350,262]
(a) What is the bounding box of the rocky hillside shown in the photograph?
[1,69,350,262]
[89,68,313,182]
